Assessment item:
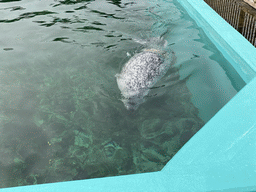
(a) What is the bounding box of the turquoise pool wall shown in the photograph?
[1,0,256,191]
[178,0,256,84]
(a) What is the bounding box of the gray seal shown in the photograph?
[116,47,175,111]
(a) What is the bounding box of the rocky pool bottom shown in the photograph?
[0,65,204,188]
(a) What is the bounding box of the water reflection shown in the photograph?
[107,0,122,8]
[0,11,56,23]
[74,25,104,32]
[54,0,94,6]
[0,0,21,3]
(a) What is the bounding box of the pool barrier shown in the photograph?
[1,0,256,191]
[204,0,256,46]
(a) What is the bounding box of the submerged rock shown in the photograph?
[139,118,163,139]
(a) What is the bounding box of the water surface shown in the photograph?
[0,0,245,188]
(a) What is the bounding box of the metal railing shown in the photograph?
[204,0,256,46]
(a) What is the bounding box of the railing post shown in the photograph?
[204,0,256,47]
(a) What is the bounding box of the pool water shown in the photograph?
[0,0,245,188]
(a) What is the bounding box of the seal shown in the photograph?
[116,44,175,111]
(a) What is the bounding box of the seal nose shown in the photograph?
[125,101,138,111]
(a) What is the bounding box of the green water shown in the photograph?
[0,0,245,188]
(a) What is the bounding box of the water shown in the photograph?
[0,0,245,188]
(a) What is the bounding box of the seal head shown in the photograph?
[116,48,172,110]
